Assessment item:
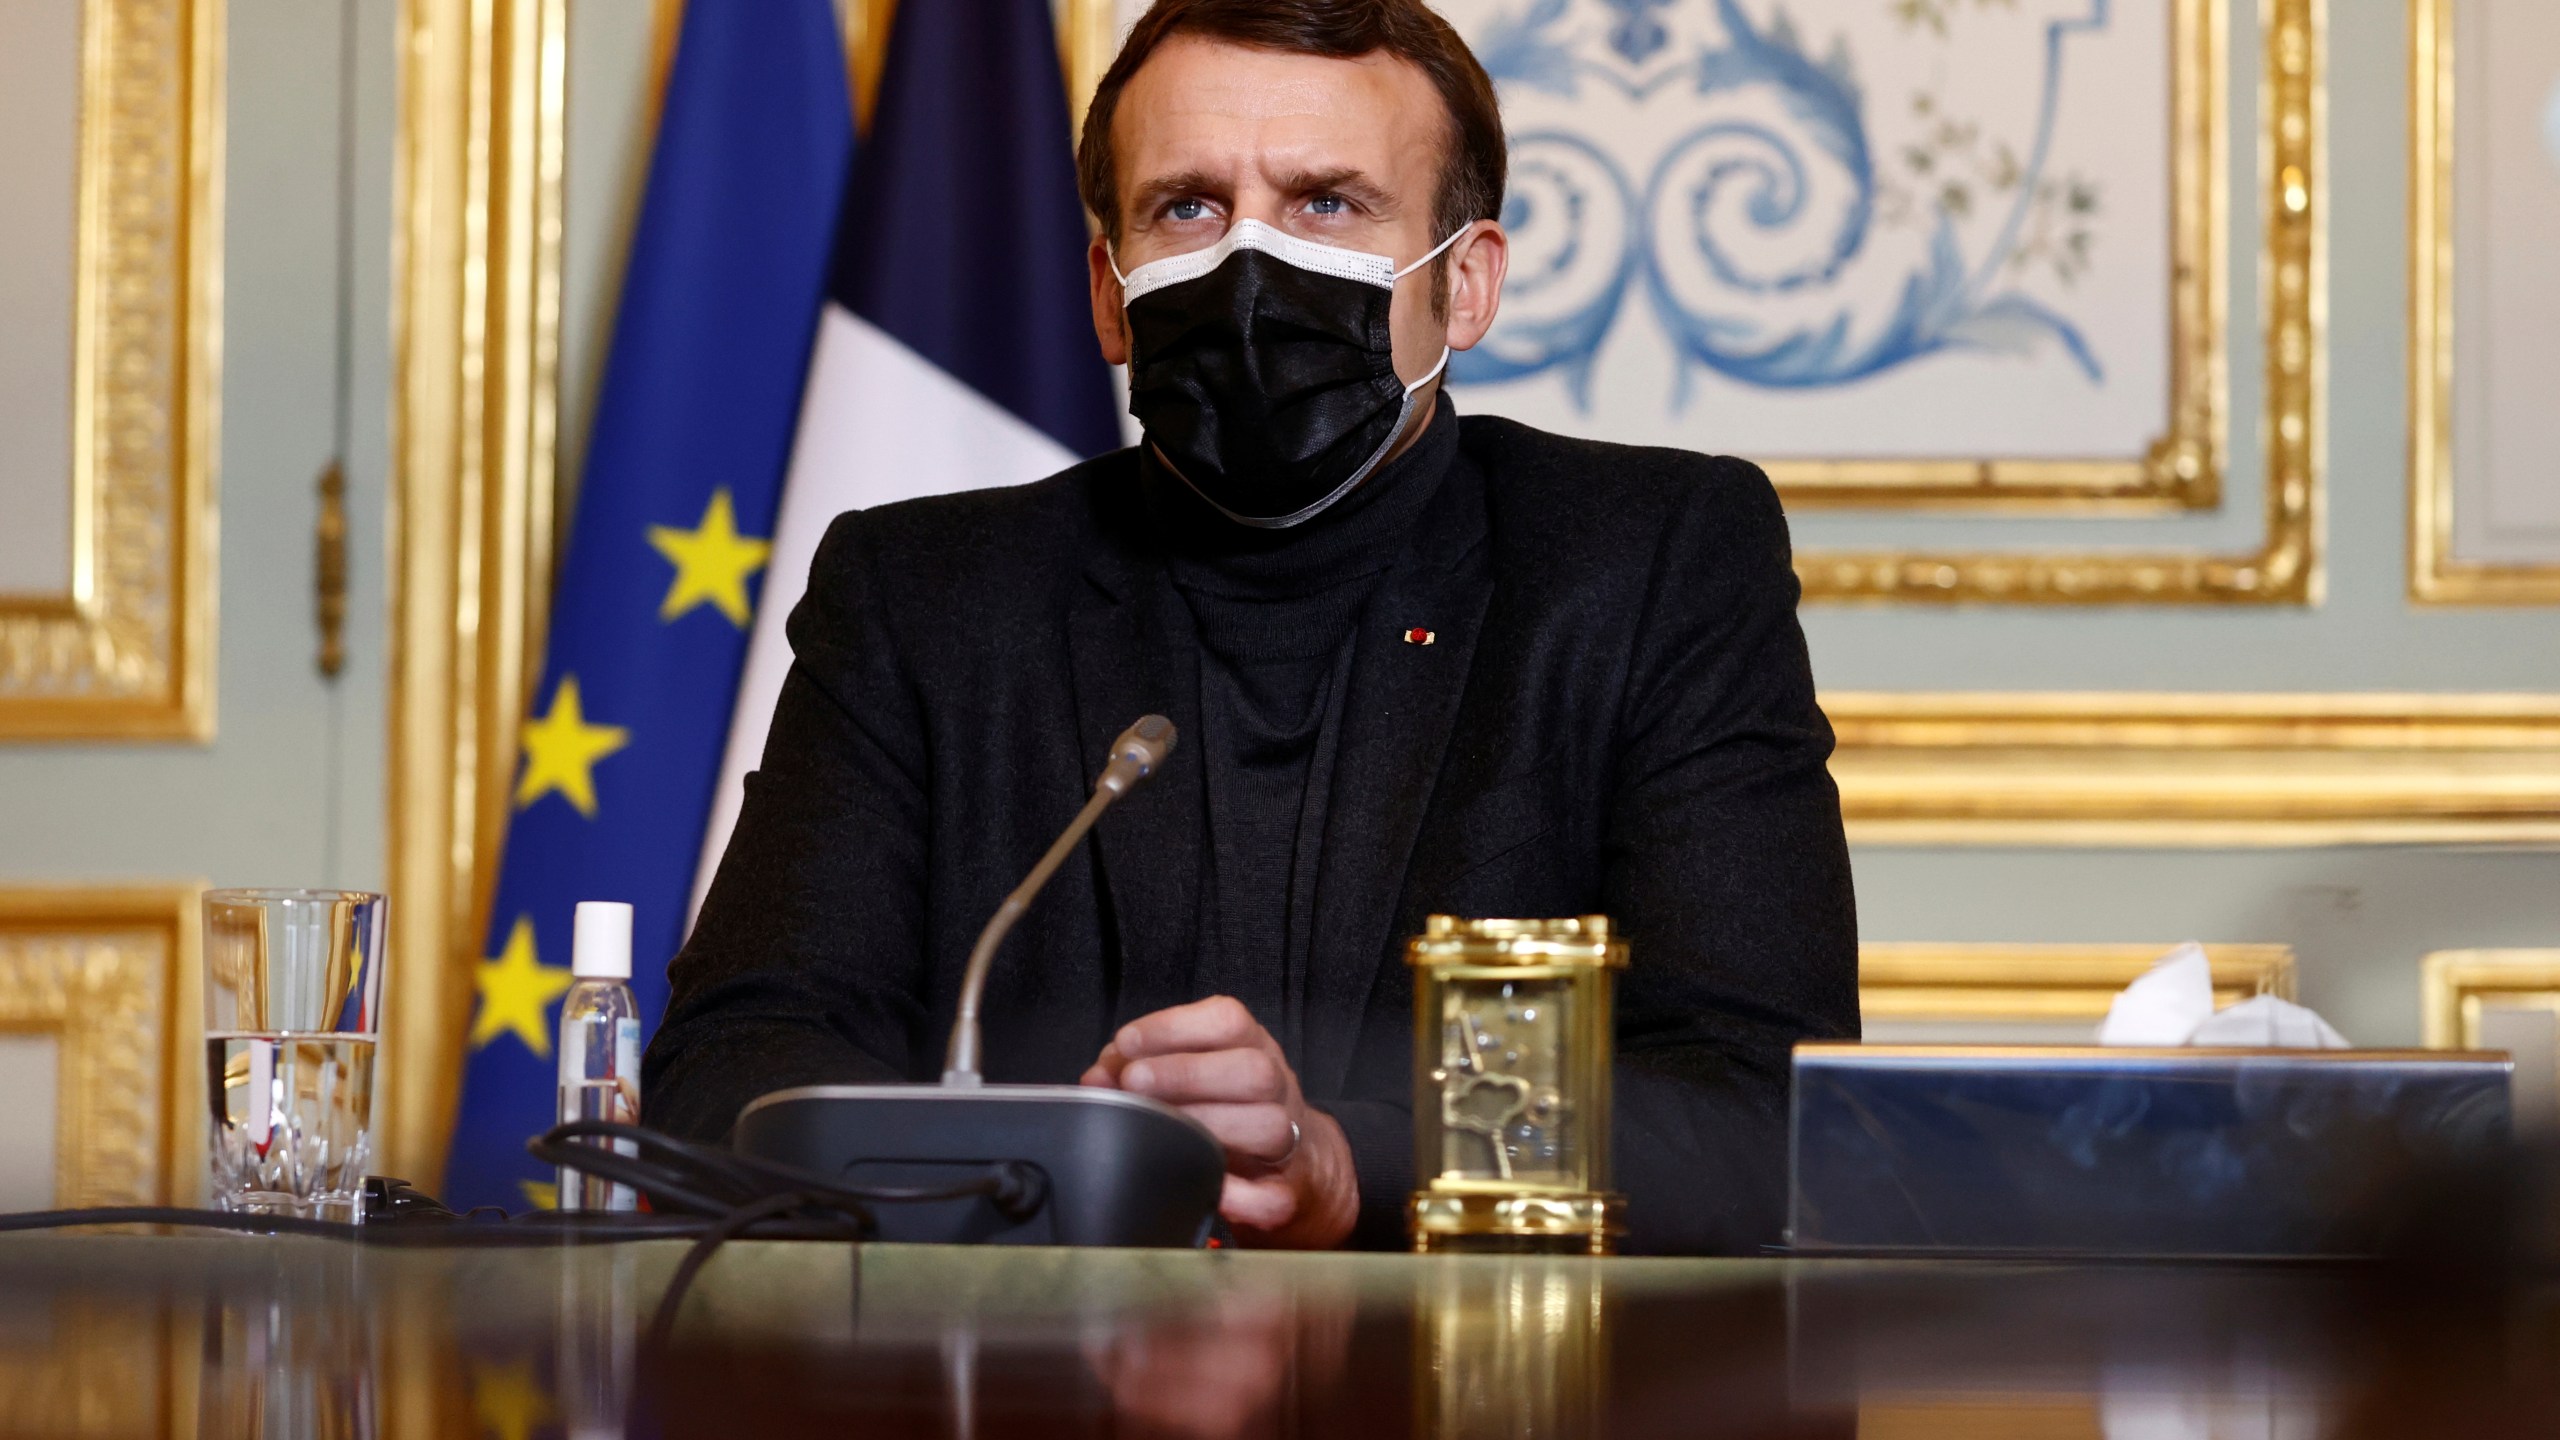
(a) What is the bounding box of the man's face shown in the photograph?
[1088,35,1507,387]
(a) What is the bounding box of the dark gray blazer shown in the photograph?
[646,413,1860,1253]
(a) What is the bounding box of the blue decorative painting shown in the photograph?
[1436,0,2176,466]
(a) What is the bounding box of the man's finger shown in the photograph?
[1219,1173,1299,1233]
[1120,1047,1285,1105]
[1112,995,1267,1061]
[1176,1102,1296,1165]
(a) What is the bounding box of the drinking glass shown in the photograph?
[204,888,387,1222]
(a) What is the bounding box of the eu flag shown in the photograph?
[443,0,854,1210]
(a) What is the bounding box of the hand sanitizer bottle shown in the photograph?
[558,900,641,1212]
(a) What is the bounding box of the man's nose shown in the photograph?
[1226,187,1291,231]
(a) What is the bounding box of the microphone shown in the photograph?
[732,713,1221,1247]
[941,715,1176,1086]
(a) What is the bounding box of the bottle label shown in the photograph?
[614,1016,641,1118]
[558,1018,643,1117]
[557,1007,644,1212]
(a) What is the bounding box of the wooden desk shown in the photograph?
[0,1235,2551,1437]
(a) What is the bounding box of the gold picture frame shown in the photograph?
[2406,0,2560,604]
[0,885,203,1207]
[1860,942,2295,1032]
[1829,691,2560,845]
[0,0,224,740]
[2421,948,2560,1129]
[1791,0,2320,602]
[2421,948,2560,1049]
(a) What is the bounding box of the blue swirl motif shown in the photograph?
[1460,131,1641,406]
[1602,0,1681,63]
[1451,0,2109,403]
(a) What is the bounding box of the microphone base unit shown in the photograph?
[731,1083,1226,1247]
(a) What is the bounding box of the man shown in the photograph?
[647,0,1858,1253]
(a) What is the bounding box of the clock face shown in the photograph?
[1432,980,1578,1184]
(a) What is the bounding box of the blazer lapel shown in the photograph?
[1067,547,1203,1030]
[1302,459,1494,1101]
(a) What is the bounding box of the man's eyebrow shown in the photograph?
[1128,169,1231,215]
[1270,167,1397,212]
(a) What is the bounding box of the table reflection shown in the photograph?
[1419,1258,1604,1440]
[199,1247,379,1440]
[1083,1284,1352,1437]
[0,1237,2552,1438]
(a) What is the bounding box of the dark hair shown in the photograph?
[1076,0,1507,256]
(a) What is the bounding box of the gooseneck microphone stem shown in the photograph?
[941,716,1176,1087]
[940,788,1114,1085]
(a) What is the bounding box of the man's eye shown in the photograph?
[1308,194,1347,216]
[1167,198,1209,222]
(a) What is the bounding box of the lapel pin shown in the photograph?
[1403,628,1436,646]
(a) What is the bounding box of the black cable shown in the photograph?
[642,1189,855,1351]
[0,1205,716,1246]
[530,1119,1046,1344]
[528,1120,1047,1222]
[0,1121,1048,1350]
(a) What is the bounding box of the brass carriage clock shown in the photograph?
[1407,915,1626,1253]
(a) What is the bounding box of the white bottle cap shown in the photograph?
[571,901,633,979]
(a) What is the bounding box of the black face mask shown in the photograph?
[1116,220,1460,529]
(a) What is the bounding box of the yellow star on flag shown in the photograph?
[514,675,629,817]
[518,1179,559,1211]
[471,916,575,1057]
[647,487,772,627]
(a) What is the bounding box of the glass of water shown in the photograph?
[204,888,387,1223]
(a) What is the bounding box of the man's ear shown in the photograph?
[1441,221,1509,353]
[1089,234,1131,366]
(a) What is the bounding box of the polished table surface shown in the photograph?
[2,1233,2555,1438]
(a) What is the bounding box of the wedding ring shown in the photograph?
[1274,1118,1302,1169]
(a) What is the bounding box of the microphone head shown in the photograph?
[1111,714,1177,779]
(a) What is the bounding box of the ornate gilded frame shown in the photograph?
[0,0,223,739]
[0,885,203,1206]
[1829,692,2560,845]
[1793,0,2320,602]
[1860,942,2295,1030]
[386,0,569,1183]
[2421,949,2560,1050]
[2406,0,2560,604]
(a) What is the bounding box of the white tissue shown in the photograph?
[2096,942,2216,1046]
[2188,994,2349,1049]
[2094,942,2352,1048]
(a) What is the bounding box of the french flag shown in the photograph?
[696,0,1125,899]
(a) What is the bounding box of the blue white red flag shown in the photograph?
[696,0,1124,901]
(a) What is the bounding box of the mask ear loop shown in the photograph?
[1391,220,1475,282]
[1391,223,1473,399]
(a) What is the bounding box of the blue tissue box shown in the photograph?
[1788,1044,2513,1258]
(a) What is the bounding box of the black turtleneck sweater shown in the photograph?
[1143,401,1459,1069]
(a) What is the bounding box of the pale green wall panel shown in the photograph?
[0,0,394,893]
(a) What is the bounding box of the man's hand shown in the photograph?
[1080,996,1359,1249]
